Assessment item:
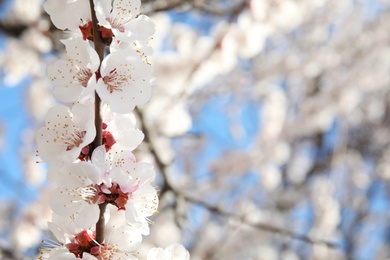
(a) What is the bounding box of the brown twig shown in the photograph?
[89,0,104,151]
[88,0,105,244]
[95,203,107,244]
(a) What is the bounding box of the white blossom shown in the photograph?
[94,0,155,43]
[36,104,96,164]
[48,38,100,103]
[49,145,158,233]
[44,0,91,31]
[96,48,153,113]
[40,214,142,260]
[93,145,158,235]
[49,162,102,228]
[102,107,144,151]
[147,244,190,260]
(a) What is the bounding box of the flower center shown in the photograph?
[77,185,97,202]
[102,122,116,151]
[92,245,118,260]
[103,68,128,94]
[57,126,86,151]
[78,123,116,161]
[106,17,127,33]
[77,68,93,87]
[78,145,91,161]
[80,21,113,43]
[66,230,99,258]
[95,182,138,210]
[79,21,93,41]
[62,182,98,208]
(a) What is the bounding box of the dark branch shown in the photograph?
[88,0,105,244]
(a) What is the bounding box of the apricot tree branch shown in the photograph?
[88,0,105,245]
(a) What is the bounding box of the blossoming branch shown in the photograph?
[37,0,189,259]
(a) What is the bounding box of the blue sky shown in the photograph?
[0,80,35,205]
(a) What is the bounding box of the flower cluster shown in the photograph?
[38,0,189,259]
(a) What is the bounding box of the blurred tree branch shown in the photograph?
[142,0,248,16]
[136,108,342,251]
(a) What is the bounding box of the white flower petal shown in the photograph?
[50,189,83,217]
[147,244,190,260]
[36,104,95,164]
[94,0,113,29]
[97,49,153,113]
[109,226,142,252]
[82,253,98,260]
[47,249,77,260]
[131,162,156,185]
[47,221,67,244]
[48,38,99,103]
[53,83,84,103]
[132,184,158,217]
[74,204,100,228]
[92,145,108,171]
[114,113,144,150]
[44,0,91,30]
[124,203,149,235]
[147,248,165,260]
[123,15,155,42]
[164,244,190,260]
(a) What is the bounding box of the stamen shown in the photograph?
[145,217,154,225]
[63,185,97,205]
[103,68,128,93]
[42,238,62,249]
[56,124,86,151]
[77,186,98,200]
[77,68,93,87]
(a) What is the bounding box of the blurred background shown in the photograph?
[1,0,390,259]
